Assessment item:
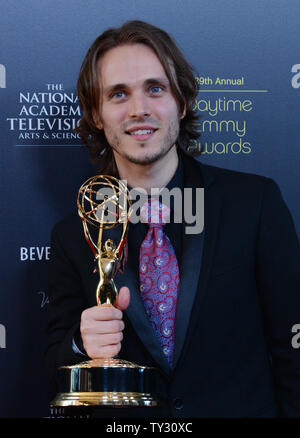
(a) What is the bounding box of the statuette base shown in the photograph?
[51,391,157,407]
[50,358,159,408]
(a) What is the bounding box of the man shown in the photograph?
[46,20,300,417]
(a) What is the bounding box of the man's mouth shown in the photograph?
[126,128,157,141]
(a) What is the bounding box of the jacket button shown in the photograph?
[173,398,183,410]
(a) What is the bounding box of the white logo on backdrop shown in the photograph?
[291,64,300,89]
[38,291,49,308]
[291,324,300,349]
[6,83,82,144]
[20,246,50,261]
[0,64,6,88]
[0,324,6,348]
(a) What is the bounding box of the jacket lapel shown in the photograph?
[173,154,222,368]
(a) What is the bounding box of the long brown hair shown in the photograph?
[76,20,201,175]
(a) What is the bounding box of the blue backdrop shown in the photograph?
[0,0,299,417]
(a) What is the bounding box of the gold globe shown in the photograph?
[77,175,132,229]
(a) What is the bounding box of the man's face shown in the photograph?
[97,43,185,166]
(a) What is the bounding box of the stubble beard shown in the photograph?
[105,120,180,166]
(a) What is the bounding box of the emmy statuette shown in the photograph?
[50,176,159,411]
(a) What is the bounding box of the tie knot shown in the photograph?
[140,198,170,226]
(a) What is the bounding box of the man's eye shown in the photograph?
[112,91,126,99]
[149,86,163,94]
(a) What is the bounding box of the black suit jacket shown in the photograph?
[45,152,300,417]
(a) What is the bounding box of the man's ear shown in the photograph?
[92,109,103,130]
[180,102,186,120]
[96,120,103,130]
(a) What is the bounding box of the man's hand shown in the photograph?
[80,286,130,359]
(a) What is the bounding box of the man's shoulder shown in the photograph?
[180,150,274,194]
[51,210,82,238]
[197,160,275,194]
[195,161,286,222]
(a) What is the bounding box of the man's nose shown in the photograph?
[128,92,151,118]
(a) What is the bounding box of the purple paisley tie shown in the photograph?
[139,198,179,366]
